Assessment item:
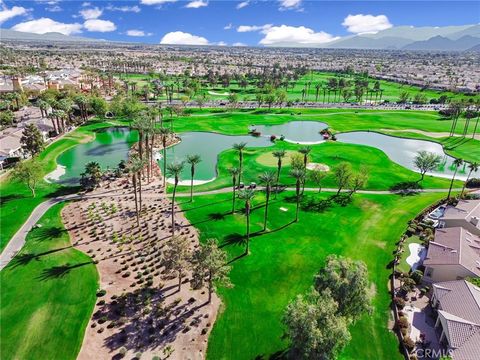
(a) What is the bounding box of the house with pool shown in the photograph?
[431,280,480,360]
[440,200,480,236]
[423,227,480,282]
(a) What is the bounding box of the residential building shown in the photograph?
[431,280,480,360]
[423,227,480,282]
[440,200,480,236]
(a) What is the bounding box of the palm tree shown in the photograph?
[272,149,286,199]
[128,156,145,226]
[166,161,184,238]
[228,167,240,213]
[290,168,305,222]
[233,142,247,183]
[461,162,479,196]
[258,171,276,231]
[238,188,255,255]
[447,158,463,200]
[186,154,202,202]
[298,146,312,168]
[159,127,171,187]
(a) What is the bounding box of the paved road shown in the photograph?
[0,185,466,271]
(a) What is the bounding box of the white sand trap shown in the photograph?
[284,139,325,145]
[306,163,330,172]
[208,91,230,96]
[166,177,216,186]
[44,164,66,182]
[406,243,427,271]
[280,207,288,212]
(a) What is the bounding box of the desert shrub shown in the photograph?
[397,316,409,329]
[96,289,106,297]
[394,297,406,309]
[411,270,423,284]
[403,337,415,352]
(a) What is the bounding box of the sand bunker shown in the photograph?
[44,164,66,182]
[306,163,330,172]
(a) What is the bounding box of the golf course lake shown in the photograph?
[52,122,478,185]
[49,127,138,185]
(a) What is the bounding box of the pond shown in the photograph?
[51,122,477,186]
[48,127,138,185]
[160,132,272,184]
[336,131,477,180]
[250,121,329,144]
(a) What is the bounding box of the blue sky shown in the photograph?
[0,1,478,46]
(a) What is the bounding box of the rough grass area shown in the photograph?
[0,203,98,360]
[179,191,446,360]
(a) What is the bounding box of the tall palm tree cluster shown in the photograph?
[445,99,480,139]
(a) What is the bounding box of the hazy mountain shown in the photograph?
[402,35,480,51]
[323,24,480,51]
[0,29,102,42]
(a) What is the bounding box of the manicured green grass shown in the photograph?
[116,71,477,104]
[0,119,128,251]
[168,108,478,138]
[179,191,446,360]
[397,235,422,274]
[173,141,459,193]
[0,203,98,360]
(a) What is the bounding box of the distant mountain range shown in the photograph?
[1,24,480,51]
[323,24,480,51]
[0,28,103,42]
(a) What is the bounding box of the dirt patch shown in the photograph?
[63,173,219,360]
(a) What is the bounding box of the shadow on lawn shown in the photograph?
[33,226,66,241]
[254,349,290,360]
[0,193,24,206]
[36,261,93,280]
[10,246,72,268]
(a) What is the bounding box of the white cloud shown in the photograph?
[83,19,116,32]
[237,24,272,32]
[160,31,208,45]
[278,0,302,10]
[141,0,177,5]
[185,0,208,8]
[0,5,28,25]
[342,14,392,34]
[46,5,62,12]
[233,42,246,47]
[126,29,152,37]
[11,17,82,35]
[217,41,227,46]
[224,23,232,30]
[80,7,102,20]
[236,1,249,9]
[81,2,91,7]
[259,25,339,47]
[106,5,141,13]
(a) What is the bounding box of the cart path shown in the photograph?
[0,186,465,271]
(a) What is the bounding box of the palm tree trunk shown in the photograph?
[208,274,213,303]
[295,181,300,222]
[447,168,458,200]
[263,189,270,231]
[473,115,479,139]
[178,270,182,290]
[133,174,139,226]
[245,205,250,255]
[190,167,195,202]
[171,184,177,237]
[138,171,142,214]
[162,140,167,187]
[461,169,473,197]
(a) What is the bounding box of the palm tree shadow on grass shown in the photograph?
[178,198,230,213]
[254,349,290,360]
[10,246,72,268]
[36,261,93,280]
[33,226,66,241]
[0,193,23,206]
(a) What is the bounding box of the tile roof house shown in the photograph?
[423,227,480,282]
[440,200,480,236]
[432,280,480,360]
